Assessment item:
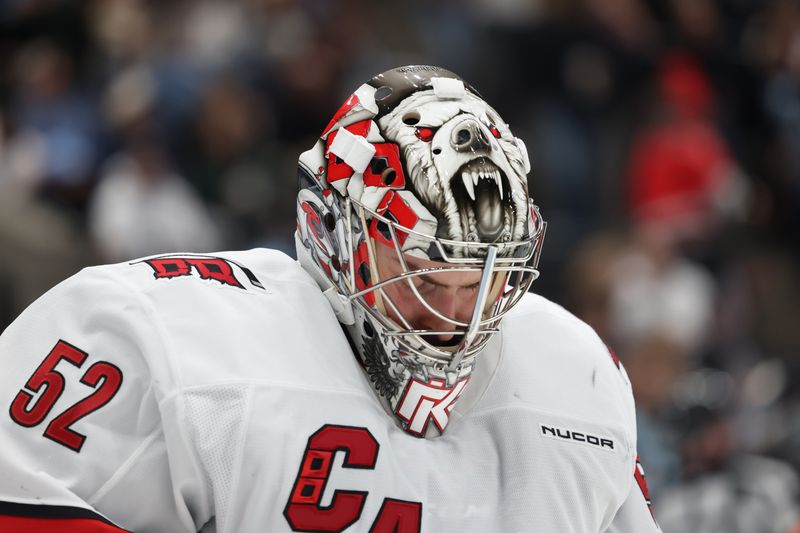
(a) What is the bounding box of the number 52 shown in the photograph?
[9,339,123,452]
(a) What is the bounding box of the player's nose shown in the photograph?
[424,292,472,342]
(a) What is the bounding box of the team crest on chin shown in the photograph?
[394,375,471,437]
[355,327,474,438]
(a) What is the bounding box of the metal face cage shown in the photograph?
[345,195,546,371]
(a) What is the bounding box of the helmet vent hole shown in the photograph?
[402,111,420,125]
[370,156,389,174]
[324,212,337,232]
[432,148,442,155]
[363,320,375,337]
[358,263,371,284]
[375,85,393,101]
[375,220,392,240]
[381,168,397,186]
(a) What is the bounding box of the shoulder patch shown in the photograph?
[133,254,266,291]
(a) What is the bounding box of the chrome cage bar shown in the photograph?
[340,195,546,366]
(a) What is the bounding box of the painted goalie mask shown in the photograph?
[296,65,546,437]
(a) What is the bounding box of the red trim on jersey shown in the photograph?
[369,498,422,533]
[0,516,130,533]
[0,502,130,532]
[634,455,658,523]
[608,348,621,370]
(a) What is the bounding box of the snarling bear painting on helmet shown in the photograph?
[376,79,531,249]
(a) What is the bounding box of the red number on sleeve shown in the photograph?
[8,340,123,452]
[44,362,124,452]
[9,340,87,427]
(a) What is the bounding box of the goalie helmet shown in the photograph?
[296,65,546,437]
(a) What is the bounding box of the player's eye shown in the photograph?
[408,276,439,296]
[458,282,481,296]
[415,127,436,142]
[414,278,435,294]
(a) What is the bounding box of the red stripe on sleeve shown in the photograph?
[0,515,131,533]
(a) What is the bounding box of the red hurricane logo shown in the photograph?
[139,255,265,291]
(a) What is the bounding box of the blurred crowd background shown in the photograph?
[1,0,800,530]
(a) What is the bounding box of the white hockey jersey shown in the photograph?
[0,249,659,532]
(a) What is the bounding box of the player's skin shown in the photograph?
[373,241,483,343]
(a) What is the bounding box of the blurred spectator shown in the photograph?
[88,143,222,263]
[88,65,221,263]
[759,0,800,240]
[625,334,687,494]
[87,0,152,65]
[0,109,47,191]
[0,183,90,331]
[179,76,266,202]
[0,47,95,330]
[174,74,297,249]
[9,39,102,210]
[563,232,624,342]
[625,51,750,245]
[656,403,800,533]
[609,224,716,357]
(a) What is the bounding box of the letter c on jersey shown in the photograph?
[284,425,379,532]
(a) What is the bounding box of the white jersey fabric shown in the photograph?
[0,248,659,532]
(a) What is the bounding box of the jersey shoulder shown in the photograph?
[99,248,316,294]
[503,292,623,377]
[88,248,323,323]
[486,292,636,437]
[10,249,362,393]
[110,249,360,390]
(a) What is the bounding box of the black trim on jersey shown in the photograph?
[0,501,129,530]
[233,262,265,290]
